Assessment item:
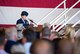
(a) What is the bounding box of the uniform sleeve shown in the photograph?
[16,20,18,24]
[16,20,20,25]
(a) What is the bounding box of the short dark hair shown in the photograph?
[0,28,6,45]
[0,28,5,37]
[41,27,51,37]
[23,27,36,42]
[21,11,29,16]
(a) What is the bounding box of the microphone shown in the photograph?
[28,18,37,25]
[28,18,34,23]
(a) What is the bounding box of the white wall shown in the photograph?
[0,6,80,25]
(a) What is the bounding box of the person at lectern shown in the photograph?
[16,11,30,30]
[16,11,30,39]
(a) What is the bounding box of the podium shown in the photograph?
[29,24,43,39]
[29,24,43,32]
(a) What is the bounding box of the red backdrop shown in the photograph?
[0,0,80,8]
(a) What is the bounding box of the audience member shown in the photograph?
[64,25,75,38]
[0,28,8,54]
[0,24,80,54]
[30,39,54,54]
[40,27,51,40]
[9,27,28,54]
[50,31,59,40]
[11,44,25,54]
[74,29,80,54]
[5,27,17,53]
[23,27,36,54]
[63,25,75,43]
[58,39,74,54]
[43,23,51,29]
[51,31,61,54]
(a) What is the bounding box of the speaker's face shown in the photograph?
[21,15,27,20]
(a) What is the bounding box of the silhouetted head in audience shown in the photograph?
[30,39,54,54]
[41,27,51,40]
[11,44,25,54]
[5,27,17,41]
[74,29,80,54]
[0,28,7,50]
[64,25,75,39]
[74,29,80,38]
[58,39,74,54]
[17,32,26,44]
[17,26,36,44]
[43,23,51,29]
[23,27,36,42]
[63,25,75,43]
[50,31,60,40]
